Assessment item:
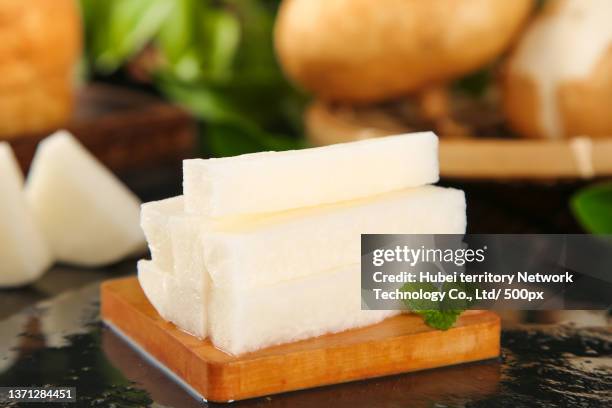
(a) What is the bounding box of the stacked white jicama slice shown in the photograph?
[139,132,466,355]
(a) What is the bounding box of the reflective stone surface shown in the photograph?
[0,266,610,407]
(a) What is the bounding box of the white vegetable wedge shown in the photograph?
[169,213,208,292]
[140,196,209,291]
[140,196,184,272]
[26,131,145,267]
[0,143,52,287]
[163,267,207,339]
[208,263,398,355]
[204,186,466,289]
[136,132,468,355]
[184,132,439,217]
[140,197,210,338]
[137,260,207,339]
[137,259,167,318]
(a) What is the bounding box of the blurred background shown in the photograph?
[2,0,612,234]
[81,0,307,156]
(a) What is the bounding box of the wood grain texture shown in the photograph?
[3,84,197,173]
[101,277,501,403]
[306,101,612,180]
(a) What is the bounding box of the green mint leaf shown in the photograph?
[400,282,440,312]
[571,182,612,233]
[416,310,462,331]
[401,282,466,330]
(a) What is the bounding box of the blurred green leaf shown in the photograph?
[205,123,268,156]
[93,0,174,73]
[200,10,241,80]
[79,0,112,66]
[156,0,194,65]
[227,0,278,74]
[158,77,255,126]
[156,1,241,82]
[204,123,303,157]
[571,182,612,233]
[79,0,304,157]
[158,77,304,153]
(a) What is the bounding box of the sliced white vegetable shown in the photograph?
[26,131,145,267]
[137,260,207,339]
[0,143,52,287]
[204,186,466,290]
[208,263,398,355]
[162,266,207,339]
[139,196,210,338]
[140,196,183,272]
[184,132,439,217]
[168,212,208,293]
[137,259,167,318]
[140,195,210,297]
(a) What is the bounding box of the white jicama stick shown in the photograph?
[137,259,166,317]
[138,185,464,352]
[139,197,209,338]
[168,213,208,291]
[138,260,207,339]
[203,186,466,290]
[184,132,439,217]
[140,196,208,291]
[0,143,52,287]
[140,196,183,272]
[26,131,145,267]
[208,263,398,355]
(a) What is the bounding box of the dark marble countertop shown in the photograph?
[0,264,610,408]
[1,170,610,407]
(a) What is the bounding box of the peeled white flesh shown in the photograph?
[140,196,210,301]
[139,196,209,338]
[0,142,52,287]
[137,132,467,354]
[137,186,464,353]
[208,263,398,355]
[26,131,145,267]
[137,260,207,339]
[169,213,208,292]
[204,186,466,290]
[183,132,439,217]
[140,196,183,272]
[137,259,167,318]
[163,268,207,339]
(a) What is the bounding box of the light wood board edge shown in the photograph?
[102,277,501,402]
[306,102,612,180]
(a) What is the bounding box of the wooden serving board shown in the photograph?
[307,101,612,180]
[101,277,501,403]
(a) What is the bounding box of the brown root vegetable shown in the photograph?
[275,0,533,104]
[0,0,81,138]
[503,0,612,139]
